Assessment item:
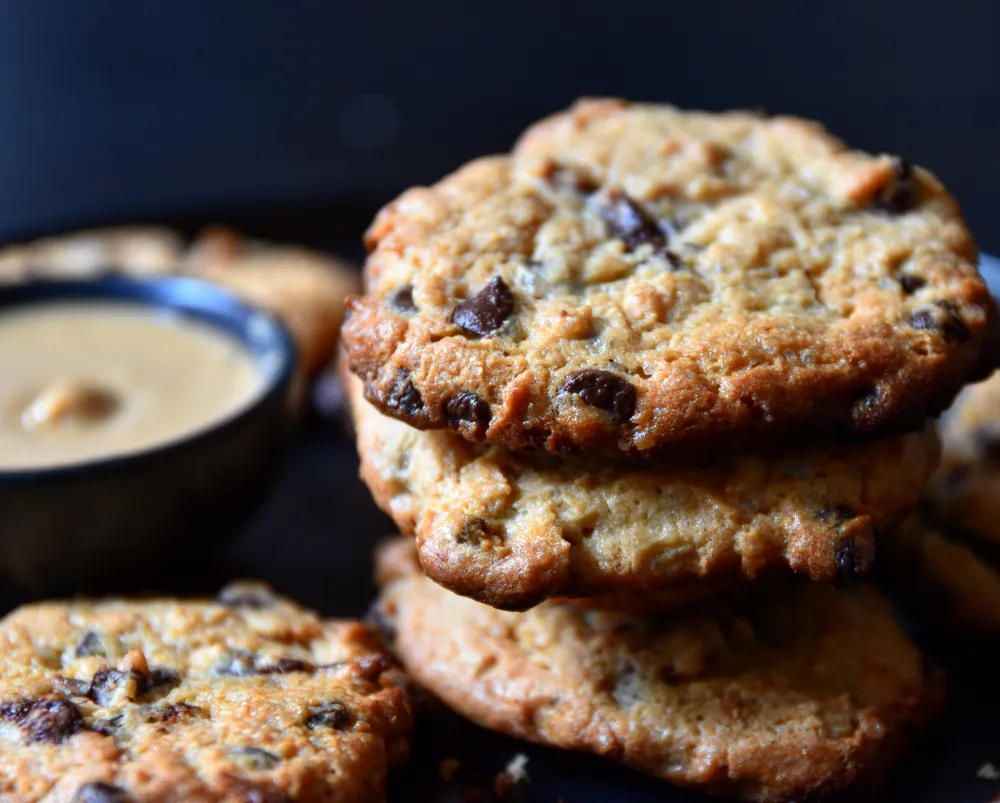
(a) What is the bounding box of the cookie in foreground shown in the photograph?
[373,538,943,803]
[0,581,412,803]
[345,369,939,608]
[344,97,994,456]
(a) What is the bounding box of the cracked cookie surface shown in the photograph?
[374,538,942,803]
[0,582,412,803]
[344,98,993,456]
[346,370,938,608]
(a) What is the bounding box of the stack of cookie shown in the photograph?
[342,99,996,801]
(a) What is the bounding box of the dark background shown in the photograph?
[0,0,997,249]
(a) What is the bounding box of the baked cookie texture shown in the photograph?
[885,517,1000,634]
[925,369,1000,550]
[0,582,412,803]
[374,539,942,803]
[345,369,939,608]
[343,97,993,456]
[0,225,359,380]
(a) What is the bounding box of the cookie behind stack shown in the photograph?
[342,99,995,800]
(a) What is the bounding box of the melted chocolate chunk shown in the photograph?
[899,274,926,295]
[452,277,515,336]
[560,370,637,421]
[389,285,417,312]
[258,657,315,675]
[147,666,181,691]
[88,668,142,707]
[445,392,491,433]
[835,538,862,588]
[355,653,397,685]
[875,156,918,214]
[216,583,276,610]
[306,701,352,730]
[23,695,86,744]
[229,745,281,771]
[600,190,667,251]
[146,702,205,725]
[662,249,684,270]
[386,370,423,415]
[912,300,969,342]
[72,782,132,803]
[74,630,106,658]
[0,699,32,723]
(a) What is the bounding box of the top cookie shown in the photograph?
[344,98,993,456]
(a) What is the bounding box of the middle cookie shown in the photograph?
[345,372,939,609]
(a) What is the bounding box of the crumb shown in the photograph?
[494,753,529,798]
[979,762,1000,781]
[439,757,461,782]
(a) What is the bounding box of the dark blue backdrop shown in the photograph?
[1,1,997,248]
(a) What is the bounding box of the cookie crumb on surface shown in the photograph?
[494,753,529,797]
[978,762,1000,781]
[439,757,461,781]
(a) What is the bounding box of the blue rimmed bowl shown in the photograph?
[0,275,298,593]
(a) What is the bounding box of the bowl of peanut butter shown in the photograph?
[0,275,298,592]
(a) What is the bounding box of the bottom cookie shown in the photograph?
[374,539,942,803]
[0,582,412,803]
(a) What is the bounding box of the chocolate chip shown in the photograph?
[875,156,918,214]
[52,676,90,698]
[74,630,106,659]
[899,274,926,295]
[600,190,666,251]
[835,538,862,588]
[452,277,515,336]
[445,392,491,433]
[560,370,637,421]
[389,285,417,312]
[23,695,86,744]
[216,582,276,610]
[229,746,281,771]
[88,668,142,707]
[71,782,131,803]
[912,300,969,342]
[146,702,205,725]
[147,666,181,691]
[257,657,315,675]
[306,701,352,730]
[386,369,423,415]
[0,699,32,723]
[662,250,684,270]
[91,714,123,736]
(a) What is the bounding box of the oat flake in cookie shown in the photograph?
[346,370,939,608]
[343,97,994,456]
[0,581,412,803]
[375,539,943,803]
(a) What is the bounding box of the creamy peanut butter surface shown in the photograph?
[0,302,263,469]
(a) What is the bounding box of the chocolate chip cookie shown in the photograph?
[374,538,943,803]
[343,98,993,456]
[0,582,412,802]
[345,369,938,608]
